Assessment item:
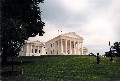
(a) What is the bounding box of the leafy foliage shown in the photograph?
[111,42,120,56]
[105,42,120,57]
[1,0,45,64]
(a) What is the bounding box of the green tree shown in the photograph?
[1,0,45,65]
[105,42,120,57]
[111,42,120,57]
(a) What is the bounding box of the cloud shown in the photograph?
[38,0,120,55]
[59,0,89,12]
[39,0,71,26]
[75,21,114,54]
[28,21,59,42]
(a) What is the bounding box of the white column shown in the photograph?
[31,45,32,54]
[41,47,43,55]
[70,40,72,54]
[65,39,67,54]
[73,41,75,54]
[55,41,56,54]
[33,46,35,54]
[77,41,79,55]
[61,39,63,54]
[78,42,80,55]
[37,46,39,54]
[32,46,33,54]
[26,44,28,53]
[26,44,30,56]
[32,45,34,55]
[74,41,76,54]
[81,43,83,55]
[58,40,60,54]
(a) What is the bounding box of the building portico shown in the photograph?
[46,32,84,55]
[58,39,83,55]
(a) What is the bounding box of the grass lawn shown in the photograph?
[1,55,120,81]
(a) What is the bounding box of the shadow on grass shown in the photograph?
[1,60,31,77]
[1,71,22,77]
[1,60,33,66]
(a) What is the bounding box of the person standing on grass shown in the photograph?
[96,53,100,64]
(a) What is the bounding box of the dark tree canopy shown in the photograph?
[105,42,120,57]
[111,42,120,56]
[1,0,45,64]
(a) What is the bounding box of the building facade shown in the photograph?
[19,40,46,56]
[45,32,84,55]
[19,32,88,56]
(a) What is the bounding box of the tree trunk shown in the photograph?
[1,57,7,65]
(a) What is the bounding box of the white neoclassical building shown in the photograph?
[45,32,84,55]
[19,32,88,56]
[19,40,46,56]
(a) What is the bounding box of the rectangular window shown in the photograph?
[51,44,52,47]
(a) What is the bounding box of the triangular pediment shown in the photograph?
[32,40,42,44]
[61,32,82,39]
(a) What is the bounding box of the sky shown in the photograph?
[29,0,120,55]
